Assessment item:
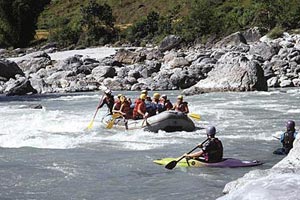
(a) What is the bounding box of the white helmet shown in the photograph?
[104,89,112,95]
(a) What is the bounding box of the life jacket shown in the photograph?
[133,99,146,119]
[174,102,188,113]
[120,100,131,119]
[283,131,296,154]
[202,138,223,163]
[113,100,122,112]
[104,95,115,114]
[164,100,173,111]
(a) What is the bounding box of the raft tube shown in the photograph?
[153,157,263,168]
[102,111,195,132]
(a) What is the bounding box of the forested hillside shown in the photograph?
[1,0,300,48]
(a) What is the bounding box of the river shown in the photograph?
[1,89,299,199]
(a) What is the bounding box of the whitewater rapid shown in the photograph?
[1,89,299,199]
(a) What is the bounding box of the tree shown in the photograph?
[79,0,116,45]
[0,0,50,47]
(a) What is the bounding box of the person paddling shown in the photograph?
[273,120,298,155]
[133,94,148,120]
[98,89,115,115]
[184,126,223,163]
[173,95,189,114]
[160,94,173,112]
[118,96,132,119]
[112,94,123,114]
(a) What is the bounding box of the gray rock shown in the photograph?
[292,79,300,87]
[267,77,279,87]
[242,27,262,43]
[168,57,189,68]
[183,57,267,94]
[280,79,293,87]
[163,51,178,63]
[92,66,116,80]
[214,32,247,48]
[0,60,24,79]
[40,42,57,51]
[249,42,279,60]
[291,55,300,64]
[102,77,124,90]
[4,77,37,96]
[159,35,181,52]
[114,49,146,64]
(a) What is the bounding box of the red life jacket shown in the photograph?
[121,100,131,119]
[133,99,146,119]
[113,100,122,111]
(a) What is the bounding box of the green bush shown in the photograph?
[267,27,285,39]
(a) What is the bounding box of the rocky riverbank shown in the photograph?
[1,28,300,95]
[218,138,300,199]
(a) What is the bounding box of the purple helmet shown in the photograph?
[206,126,216,136]
[286,120,295,131]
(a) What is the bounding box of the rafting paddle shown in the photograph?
[188,113,201,121]
[165,138,209,170]
[106,113,123,129]
[86,94,104,130]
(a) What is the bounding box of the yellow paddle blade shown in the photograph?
[188,113,201,121]
[106,119,115,129]
[112,113,122,119]
[87,119,94,130]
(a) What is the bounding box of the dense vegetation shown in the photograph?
[1,0,300,48]
[0,0,50,48]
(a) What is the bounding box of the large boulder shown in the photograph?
[214,32,247,48]
[0,60,24,80]
[242,27,262,43]
[16,51,52,74]
[91,66,116,80]
[159,35,182,52]
[183,56,267,95]
[249,42,279,61]
[4,76,37,96]
[114,49,146,64]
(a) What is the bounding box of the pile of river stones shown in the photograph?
[1,27,300,96]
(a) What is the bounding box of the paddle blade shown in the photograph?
[87,119,94,130]
[106,119,115,129]
[165,160,178,170]
[188,113,201,121]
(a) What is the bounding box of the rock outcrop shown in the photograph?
[0,60,24,80]
[218,138,300,200]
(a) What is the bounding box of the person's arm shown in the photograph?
[112,103,121,114]
[118,104,126,116]
[137,104,146,118]
[97,98,106,109]
[185,149,204,158]
[280,133,285,143]
[185,105,189,114]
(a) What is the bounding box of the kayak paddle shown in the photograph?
[273,136,280,140]
[86,94,104,130]
[188,113,201,121]
[106,113,123,129]
[165,138,209,170]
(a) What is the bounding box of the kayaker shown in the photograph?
[173,95,189,114]
[133,94,148,120]
[273,120,298,155]
[112,94,123,114]
[184,126,223,163]
[159,94,173,112]
[98,89,115,114]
